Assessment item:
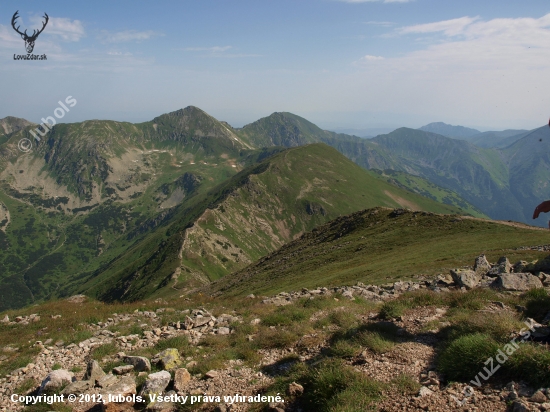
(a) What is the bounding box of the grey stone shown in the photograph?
[113,365,134,375]
[287,382,304,396]
[173,368,191,393]
[101,375,137,409]
[61,380,92,395]
[530,390,548,403]
[205,370,219,379]
[84,360,105,383]
[146,400,177,411]
[193,316,212,327]
[510,400,530,412]
[474,254,491,274]
[271,297,291,306]
[38,369,75,394]
[97,373,118,388]
[450,269,480,289]
[418,386,433,397]
[341,290,355,299]
[124,356,151,372]
[152,348,181,370]
[513,260,528,273]
[539,272,550,286]
[139,370,171,397]
[492,273,543,291]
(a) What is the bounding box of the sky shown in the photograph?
[1,0,550,132]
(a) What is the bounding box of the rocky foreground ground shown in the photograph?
[0,253,549,411]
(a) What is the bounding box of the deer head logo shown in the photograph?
[11,11,49,54]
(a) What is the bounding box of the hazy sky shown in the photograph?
[1,0,550,131]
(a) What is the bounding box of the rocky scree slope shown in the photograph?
[0,252,550,411]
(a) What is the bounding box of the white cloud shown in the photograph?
[364,21,396,27]
[34,17,85,41]
[344,13,550,128]
[107,51,133,56]
[0,25,23,48]
[338,0,414,3]
[182,46,260,58]
[358,54,384,62]
[393,14,550,67]
[398,16,479,36]
[100,30,162,43]
[184,46,233,52]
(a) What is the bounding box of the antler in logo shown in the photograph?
[11,11,49,54]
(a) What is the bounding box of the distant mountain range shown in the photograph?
[0,108,479,310]
[419,122,481,139]
[2,107,550,309]
[237,113,549,224]
[418,121,530,148]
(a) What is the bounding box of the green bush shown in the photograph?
[90,343,118,360]
[328,311,358,329]
[329,340,360,358]
[522,288,550,322]
[303,359,384,412]
[379,301,407,320]
[446,288,498,310]
[507,343,550,387]
[391,373,421,395]
[154,336,189,352]
[14,378,36,395]
[442,311,523,343]
[357,331,395,354]
[254,328,299,349]
[262,305,309,326]
[437,333,500,381]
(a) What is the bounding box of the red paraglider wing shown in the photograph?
[533,200,550,219]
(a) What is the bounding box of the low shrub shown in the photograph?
[445,288,499,310]
[507,343,550,387]
[154,336,189,353]
[90,343,118,360]
[14,378,36,395]
[522,288,550,322]
[254,328,299,349]
[391,373,421,395]
[379,301,407,320]
[356,331,395,354]
[437,333,500,381]
[328,311,357,329]
[303,359,384,412]
[329,340,360,358]
[442,311,523,343]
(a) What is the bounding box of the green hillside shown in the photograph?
[370,169,486,217]
[211,207,550,297]
[0,107,259,310]
[469,129,530,148]
[504,126,550,226]
[0,107,519,310]
[237,112,550,225]
[69,143,473,303]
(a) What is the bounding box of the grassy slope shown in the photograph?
[175,144,473,282]
[369,169,486,218]
[75,143,472,303]
[211,207,550,296]
[0,107,254,310]
[237,112,550,225]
